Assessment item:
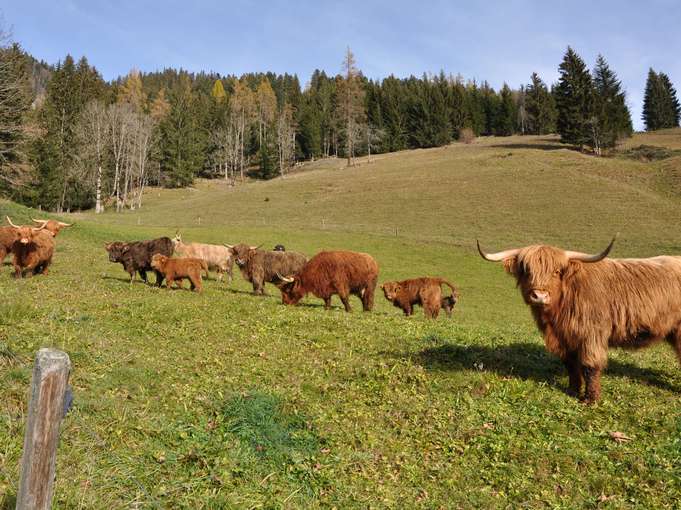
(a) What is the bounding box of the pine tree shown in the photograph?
[0,43,31,192]
[642,69,663,131]
[159,77,205,187]
[658,73,681,128]
[525,72,556,135]
[555,47,594,148]
[495,84,516,136]
[591,55,632,154]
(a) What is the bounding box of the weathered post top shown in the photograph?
[16,348,71,510]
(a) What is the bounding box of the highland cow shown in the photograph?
[278,251,379,312]
[104,237,174,285]
[381,277,458,319]
[478,236,681,403]
[0,225,18,263]
[151,254,204,292]
[226,243,307,295]
[31,218,72,237]
[6,217,54,278]
[172,234,234,283]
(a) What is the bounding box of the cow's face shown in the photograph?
[228,243,258,267]
[151,254,167,270]
[14,226,45,245]
[105,242,129,262]
[380,282,401,301]
[504,246,570,308]
[278,278,305,305]
[478,238,616,309]
[6,217,47,245]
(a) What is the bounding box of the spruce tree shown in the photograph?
[642,69,662,131]
[591,55,632,153]
[495,84,516,136]
[525,73,556,134]
[159,77,205,187]
[658,73,681,128]
[555,47,594,148]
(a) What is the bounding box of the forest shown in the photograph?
[1,34,680,213]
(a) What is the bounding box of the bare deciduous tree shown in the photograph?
[76,100,108,213]
[337,47,366,167]
[276,103,296,177]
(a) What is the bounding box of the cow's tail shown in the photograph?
[440,279,459,301]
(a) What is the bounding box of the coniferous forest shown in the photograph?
[0,29,679,213]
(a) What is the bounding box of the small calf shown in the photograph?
[151,254,205,292]
[381,277,458,319]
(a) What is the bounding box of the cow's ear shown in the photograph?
[503,256,518,276]
[566,260,582,276]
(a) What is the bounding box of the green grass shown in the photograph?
[1,131,681,508]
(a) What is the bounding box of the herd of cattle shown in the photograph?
[2,216,681,404]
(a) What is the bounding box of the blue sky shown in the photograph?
[4,1,679,130]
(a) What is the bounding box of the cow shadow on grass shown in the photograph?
[396,341,680,395]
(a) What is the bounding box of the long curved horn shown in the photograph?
[57,221,72,227]
[32,223,47,232]
[477,240,521,262]
[276,272,294,283]
[31,218,46,224]
[564,235,617,263]
[6,216,19,228]
[250,244,263,250]
[223,244,233,249]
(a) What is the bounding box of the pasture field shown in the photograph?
[1,131,681,509]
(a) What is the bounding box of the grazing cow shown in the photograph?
[104,237,174,285]
[441,294,458,318]
[278,251,379,312]
[226,243,307,295]
[151,254,204,292]
[31,218,72,237]
[172,234,234,283]
[381,277,458,319]
[6,217,54,278]
[478,236,681,403]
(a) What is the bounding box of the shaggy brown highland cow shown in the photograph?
[381,277,458,319]
[478,236,681,403]
[31,218,72,237]
[278,251,379,312]
[151,254,205,292]
[6,217,54,278]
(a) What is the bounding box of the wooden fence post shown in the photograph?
[16,348,71,510]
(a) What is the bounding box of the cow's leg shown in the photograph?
[403,303,413,316]
[155,270,164,287]
[339,294,352,312]
[362,278,377,311]
[563,351,583,397]
[323,296,332,309]
[665,327,681,365]
[581,366,602,404]
[139,270,148,283]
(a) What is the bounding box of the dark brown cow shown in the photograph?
[278,251,379,312]
[6,217,54,278]
[381,277,458,319]
[478,236,681,403]
[151,254,204,292]
[104,237,174,285]
[226,243,307,295]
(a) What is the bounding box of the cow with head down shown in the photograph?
[278,250,379,312]
[226,243,307,295]
[478,236,681,404]
[6,216,54,278]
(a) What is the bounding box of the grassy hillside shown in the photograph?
[1,131,680,508]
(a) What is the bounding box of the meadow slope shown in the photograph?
[1,132,680,509]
